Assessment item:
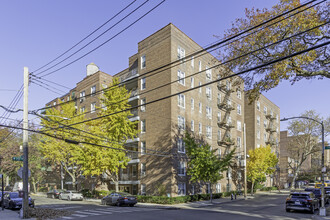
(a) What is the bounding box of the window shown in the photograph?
[237,137,242,148]
[227,167,232,180]
[257,144,260,148]
[191,120,194,132]
[217,130,221,141]
[91,85,96,96]
[79,91,85,103]
[91,102,96,113]
[141,184,146,195]
[67,96,70,101]
[141,163,146,176]
[177,138,185,153]
[257,130,260,139]
[198,60,202,71]
[237,120,242,131]
[217,147,221,158]
[216,184,221,193]
[80,106,85,113]
[206,106,212,119]
[191,77,194,88]
[237,104,241,115]
[206,126,212,139]
[178,182,186,196]
[276,114,279,122]
[226,80,231,90]
[141,78,146,90]
[264,120,268,128]
[217,93,221,103]
[178,161,186,176]
[264,106,267,115]
[132,164,137,177]
[206,87,212,99]
[141,98,146,112]
[256,101,260,111]
[177,46,185,59]
[178,116,185,130]
[199,102,202,113]
[199,82,202,93]
[199,122,202,134]
[257,116,260,125]
[237,89,241,99]
[206,67,212,80]
[191,56,194,68]
[178,70,185,85]
[191,98,194,111]
[178,94,185,108]
[141,55,146,69]
[217,112,221,122]
[141,141,146,155]
[141,120,146,133]
[264,133,268,141]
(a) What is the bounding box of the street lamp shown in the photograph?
[281,116,326,216]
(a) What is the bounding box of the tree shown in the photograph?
[79,77,138,192]
[40,101,88,189]
[247,145,278,195]
[184,131,235,201]
[217,0,329,101]
[286,110,330,189]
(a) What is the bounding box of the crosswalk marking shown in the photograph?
[71,214,88,218]
[75,211,101,215]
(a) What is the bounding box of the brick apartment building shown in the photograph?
[46,23,280,196]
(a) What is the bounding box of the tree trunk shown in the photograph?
[115,181,119,192]
[31,177,37,193]
[290,167,301,190]
[210,183,213,203]
[251,180,255,196]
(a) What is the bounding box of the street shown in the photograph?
[20,192,318,220]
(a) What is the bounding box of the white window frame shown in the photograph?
[141,164,146,176]
[178,182,186,196]
[206,87,212,100]
[91,85,96,96]
[141,120,146,133]
[206,106,212,119]
[237,137,242,148]
[141,55,146,69]
[199,122,202,135]
[80,106,85,113]
[216,184,221,193]
[257,116,260,125]
[191,77,194,88]
[257,101,260,111]
[199,82,202,93]
[237,104,241,115]
[178,161,186,176]
[141,77,146,90]
[79,91,85,103]
[91,102,96,113]
[178,94,185,108]
[198,60,202,71]
[264,106,267,115]
[141,184,146,195]
[191,98,194,111]
[178,70,185,86]
[178,115,185,130]
[206,126,212,139]
[257,130,260,139]
[199,102,202,114]
[177,46,185,59]
[237,89,241,99]
[237,120,242,131]
[206,67,212,80]
[191,56,194,68]
[141,98,146,112]
[177,138,185,153]
[191,120,194,132]
[141,141,146,155]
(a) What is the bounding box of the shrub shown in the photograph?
[38,187,48,192]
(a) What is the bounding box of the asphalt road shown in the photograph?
[22,193,320,219]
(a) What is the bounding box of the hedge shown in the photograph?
[136,192,232,204]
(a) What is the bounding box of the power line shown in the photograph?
[37,20,329,122]
[30,80,64,96]
[63,41,330,128]
[34,0,165,78]
[31,78,67,94]
[0,85,24,124]
[31,0,138,74]
[31,0,322,114]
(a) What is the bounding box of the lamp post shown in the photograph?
[281,116,326,216]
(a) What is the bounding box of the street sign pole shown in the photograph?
[1,174,4,211]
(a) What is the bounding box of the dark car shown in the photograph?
[286,191,319,213]
[305,188,329,205]
[324,187,330,195]
[47,189,63,199]
[3,192,34,209]
[101,192,137,207]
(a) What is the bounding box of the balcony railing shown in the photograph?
[217,120,235,129]
[120,68,138,82]
[217,82,234,93]
[217,99,235,111]
[266,114,276,120]
[217,137,235,146]
[126,151,139,160]
[266,126,276,133]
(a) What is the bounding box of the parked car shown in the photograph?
[324,187,330,195]
[286,191,319,213]
[47,189,64,199]
[59,190,83,201]
[308,183,316,188]
[0,191,9,204]
[304,188,329,205]
[101,192,137,207]
[3,192,34,209]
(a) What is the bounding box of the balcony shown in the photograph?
[266,114,276,121]
[126,137,140,144]
[217,82,234,94]
[127,151,140,164]
[128,88,139,102]
[128,109,140,122]
[217,120,235,129]
[120,68,139,83]
[217,99,235,111]
[265,139,277,146]
[266,126,276,133]
[217,137,235,146]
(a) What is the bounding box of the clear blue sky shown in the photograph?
[0,0,329,138]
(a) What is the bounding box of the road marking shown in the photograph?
[71,213,88,217]
[61,217,74,219]
[75,210,101,215]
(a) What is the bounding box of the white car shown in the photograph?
[59,191,83,201]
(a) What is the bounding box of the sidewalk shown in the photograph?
[0,209,21,220]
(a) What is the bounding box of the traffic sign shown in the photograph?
[325,146,330,150]
[12,156,23,161]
